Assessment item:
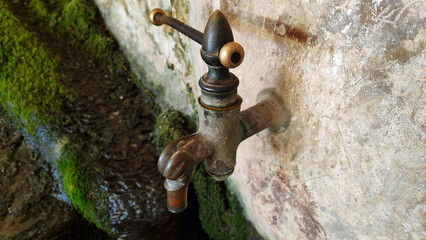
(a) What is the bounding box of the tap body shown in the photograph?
[159,87,289,213]
[151,8,290,213]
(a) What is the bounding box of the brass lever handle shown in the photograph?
[149,8,203,44]
[149,8,244,68]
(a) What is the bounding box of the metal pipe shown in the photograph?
[150,8,203,44]
[240,90,290,141]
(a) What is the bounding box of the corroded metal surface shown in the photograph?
[154,9,290,213]
[150,8,203,44]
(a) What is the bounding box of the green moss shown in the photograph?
[153,109,247,240]
[193,168,246,240]
[0,1,67,134]
[0,0,125,135]
[27,0,118,65]
[27,0,58,26]
[57,147,112,234]
[153,110,190,152]
[1,1,134,234]
[61,0,113,59]
[2,0,150,236]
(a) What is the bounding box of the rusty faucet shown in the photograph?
[149,8,290,213]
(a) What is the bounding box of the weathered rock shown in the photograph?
[0,112,108,240]
[2,0,205,238]
[95,0,425,239]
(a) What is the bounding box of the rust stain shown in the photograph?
[271,172,326,239]
[246,165,326,238]
[222,6,317,45]
[274,21,312,43]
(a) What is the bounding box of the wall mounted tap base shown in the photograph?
[256,89,290,133]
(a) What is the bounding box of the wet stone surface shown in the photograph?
[56,38,181,239]
[4,1,204,239]
[0,112,108,240]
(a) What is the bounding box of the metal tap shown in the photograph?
[149,8,290,213]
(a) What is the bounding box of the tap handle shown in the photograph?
[149,8,203,44]
[149,8,244,68]
[219,42,244,68]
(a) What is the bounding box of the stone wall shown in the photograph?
[95,0,425,239]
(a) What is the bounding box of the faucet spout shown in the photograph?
[158,134,212,212]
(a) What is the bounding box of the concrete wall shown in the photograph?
[95,0,425,239]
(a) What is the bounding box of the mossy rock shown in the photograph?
[0,0,122,234]
[153,109,247,240]
[27,0,117,64]
[57,146,112,234]
[153,110,191,152]
[193,167,246,240]
[0,0,67,134]
[0,0,123,134]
